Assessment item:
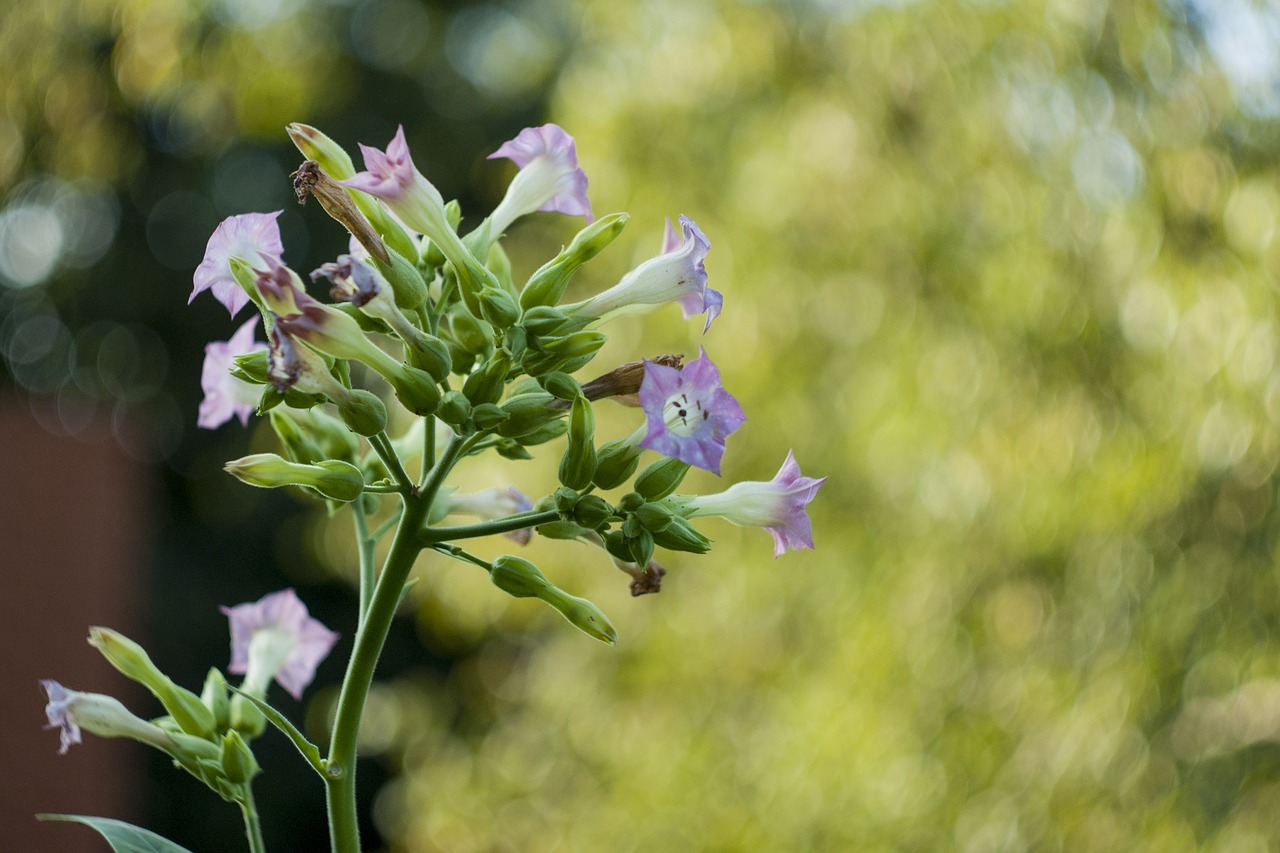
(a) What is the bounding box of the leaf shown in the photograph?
[37,815,194,853]
[228,687,325,774]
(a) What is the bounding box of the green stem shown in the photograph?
[239,783,266,853]
[352,500,375,624]
[420,509,560,545]
[367,432,414,495]
[324,436,466,853]
[431,542,493,571]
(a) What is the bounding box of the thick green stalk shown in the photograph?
[352,501,375,624]
[420,509,561,544]
[324,437,465,853]
[239,783,266,853]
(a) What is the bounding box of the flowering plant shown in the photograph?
[39,122,824,852]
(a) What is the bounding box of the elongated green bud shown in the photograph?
[231,350,269,385]
[490,555,552,598]
[515,419,567,447]
[201,668,231,732]
[535,585,618,645]
[336,388,388,436]
[520,213,629,309]
[480,287,520,330]
[229,693,266,738]
[634,458,690,501]
[496,392,560,438]
[572,495,614,529]
[450,310,494,355]
[471,402,509,431]
[390,364,442,416]
[220,730,262,784]
[462,353,510,407]
[225,454,365,502]
[558,395,596,490]
[540,371,579,401]
[407,334,453,382]
[535,518,593,540]
[592,439,642,489]
[436,390,472,426]
[523,330,609,376]
[632,501,675,532]
[372,246,429,310]
[651,515,713,553]
[88,628,218,738]
[520,306,572,337]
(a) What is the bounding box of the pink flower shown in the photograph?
[488,124,592,234]
[41,680,174,755]
[683,451,826,557]
[637,348,745,475]
[338,126,449,241]
[663,217,722,333]
[198,317,265,429]
[221,589,339,700]
[191,212,284,316]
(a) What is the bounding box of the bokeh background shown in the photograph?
[5,0,1280,850]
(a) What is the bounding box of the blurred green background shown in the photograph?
[6,0,1280,850]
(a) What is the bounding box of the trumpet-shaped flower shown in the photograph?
[662,217,723,333]
[637,348,745,475]
[488,124,592,236]
[572,216,719,332]
[338,126,450,240]
[192,212,284,316]
[221,588,338,700]
[198,317,265,429]
[42,680,174,755]
[682,450,826,557]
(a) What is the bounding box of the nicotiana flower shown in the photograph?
[198,317,266,429]
[192,211,285,316]
[446,487,534,545]
[487,124,592,236]
[221,588,339,700]
[42,680,175,755]
[681,450,826,557]
[662,217,722,333]
[338,125,450,241]
[638,348,745,475]
[571,215,719,332]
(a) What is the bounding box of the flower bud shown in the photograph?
[554,486,579,514]
[230,693,267,738]
[651,515,713,553]
[220,730,262,784]
[372,246,429,309]
[450,309,494,355]
[628,529,656,566]
[86,628,216,737]
[471,402,509,431]
[572,494,614,529]
[616,491,645,514]
[540,371,580,401]
[632,501,675,532]
[514,419,567,447]
[231,350,270,385]
[490,555,552,598]
[535,518,593,540]
[408,334,453,383]
[436,390,472,426]
[336,388,388,436]
[520,305,573,337]
[201,668,231,732]
[390,364,443,416]
[462,353,511,407]
[42,680,177,755]
[535,586,618,645]
[270,410,324,464]
[502,325,528,359]
[558,395,596,490]
[634,457,691,501]
[592,439,642,489]
[496,392,560,438]
[225,453,365,502]
[480,286,520,330]
[520,212,629,309]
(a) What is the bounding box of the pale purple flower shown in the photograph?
[637,348,745,475]
[683,450,826,557]
[488,124,592,235]
[572,215,719,332]
[338,126,449,240]
[192,212,284,317]
[446,487,534,545]
[663,217,723,333]
[221,589,339,700]
[42,680,174,755]
[198,317,266,429]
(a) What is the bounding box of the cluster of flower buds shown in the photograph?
[188,119,824,633]
[42,591,336,795]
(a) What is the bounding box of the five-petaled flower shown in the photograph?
[198,317,266,430]
[637,348,745,476]
[488,124,592,236]
[572,215,719,332]
[680,450,826,557]
[191,212,285,317]
[221,589,339,700]
[338,125,451,243]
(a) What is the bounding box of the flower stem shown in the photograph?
[324,436,466,853]
[239,783,266,853]
[352,500,375,624]
[420,509,561,544]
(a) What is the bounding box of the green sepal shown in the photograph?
[573,495,614,529]
[200,668,230,732]
[520,212,629,309]
[220,729,261,784]
[634,458,691,501]
[652,516,713,553]
[592,439,642,489]
[515,419,567,446]
[231,350,269,385]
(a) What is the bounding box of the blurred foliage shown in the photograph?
[10,0,1280,851]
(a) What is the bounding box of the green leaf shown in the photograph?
[37,815,193,853]
[228,687,325,775]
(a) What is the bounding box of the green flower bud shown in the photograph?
[520,212,629,309]
[86,629,214,737]
[371,246,429,309]
[471,403,509,431]
[451,310,494,355]
[628,529,655,567]
[229,693,266,738]
[336,388,388,436]
[616,491,645,513]
[524,330,609,376]
[405,333,452,382]
[165,730,223,764]
[480,286,520,330]
[573,494,614,529]
[558,395,596,491]
[224,453,365,502]
[299,408,361,461]
[436,390,472,426]
[220,730,262,784]
[554,487,579,514]
[535,519,593,540]
[391,364,442,416]
[515,419,567,447]
[270,410,324,464]
[604,530,633,563]
[651,515,713,554]
[447,340,476,376]
[634,458,691,501]
[632,501,675,533]
[520,305,572,337]
[462,353,511,407]
[201,668,231,732]
[495,439,533,460]
[535,586,618,645]
[502,325,528,359]
[496,392,560,438]
[592,439,642,489]
[287,123,356,178]
[540,371,580,401]
[231,350,269,385]
[490,555,552,598]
